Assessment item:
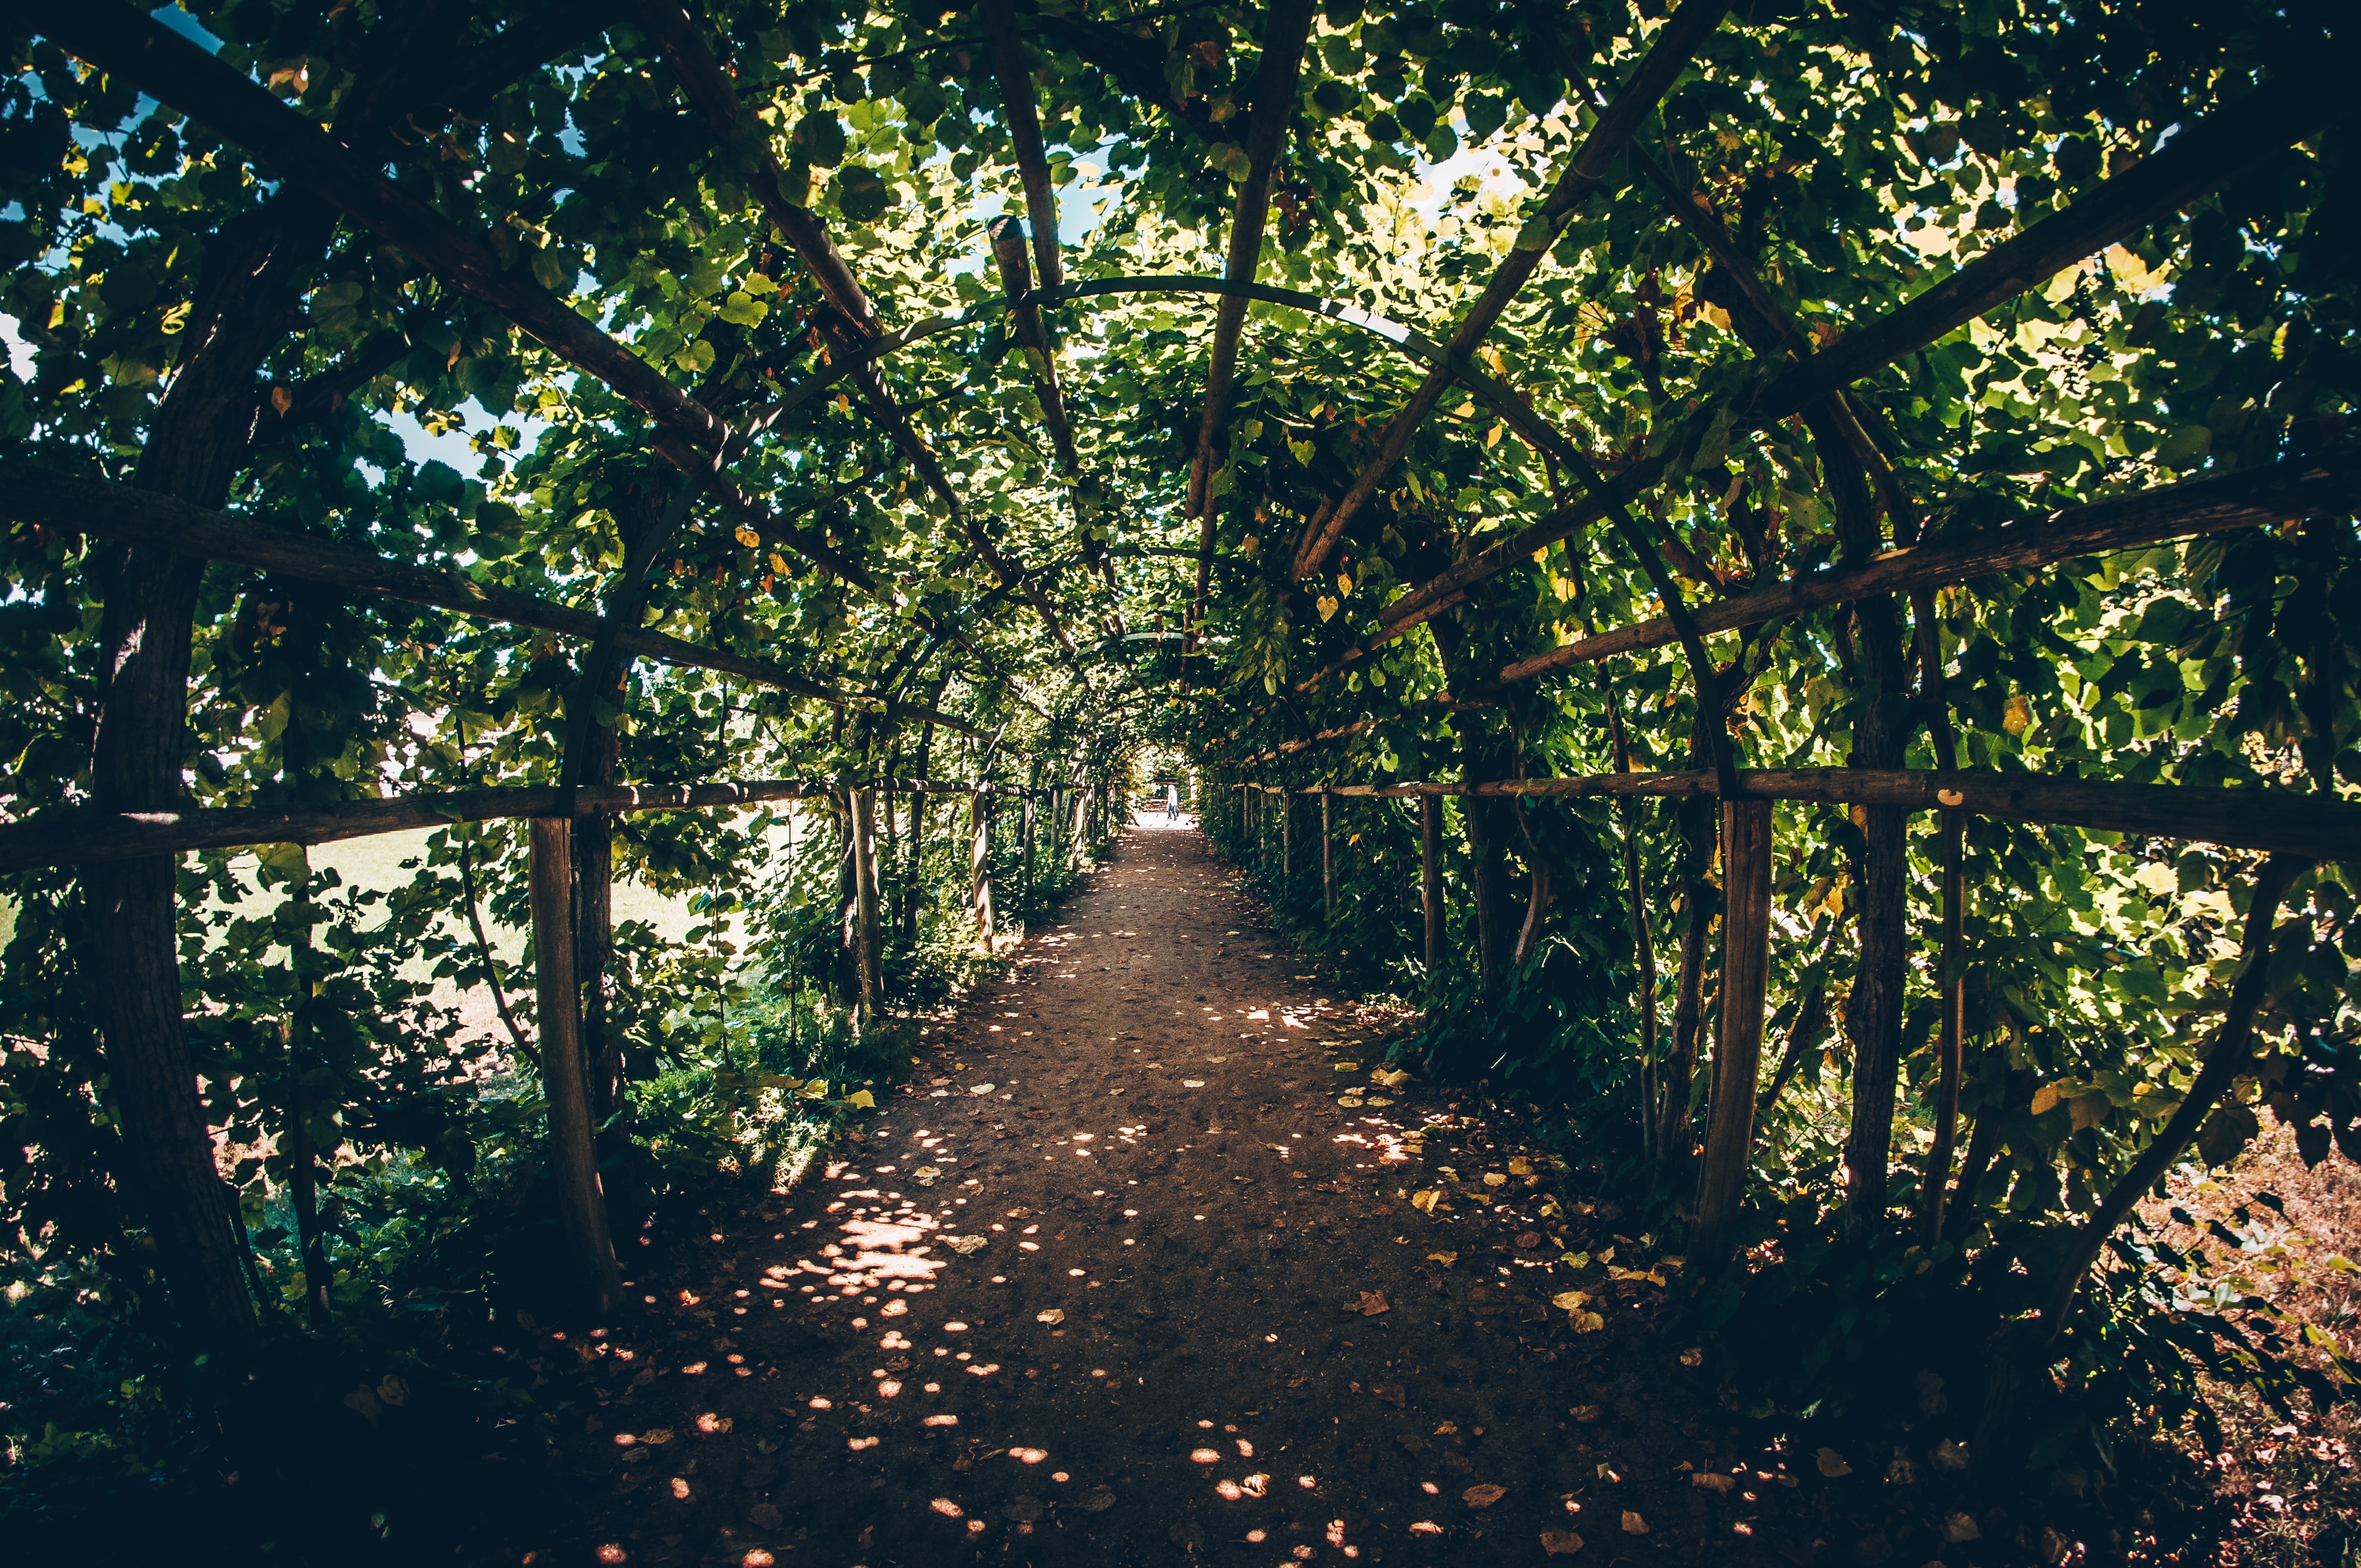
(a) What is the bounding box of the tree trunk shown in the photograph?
[1817,420,1915,1244]
[1608,695,1659,1161]
[85,196,334,1359]
[527,818,625,1312]
[1693,798,1773,1266]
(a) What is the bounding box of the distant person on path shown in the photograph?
[1166,782,1179,821]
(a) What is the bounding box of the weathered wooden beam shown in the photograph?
[1489,456,2361,686]
[1,464,913,719]
[1692,797,1773,1267]
[1372,64,2360,631]
[1243,768,2361,858]
[987,217,1080,469]
[528,817,626,1311]
[630,0,1078,657]
[0,775,1068,874]
[977,0,1068,296]
[1292,0,1734,580]
[1189,0,1318,608]
[46,1,870,588]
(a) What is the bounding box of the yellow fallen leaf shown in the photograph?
[913,1166,943,1186]
[1621,1511,1649,1535]
[1462,1483,1507,1508]
[1427,1252,1458,1267]
[1036,1309,1065,1324]
[1816,1447,1853,1478]
[1410,1190,1441,1213]
[1508,1157,1533,1176]
[1551,1290,1592,1312]
[1692,1472,1735,1494]
[1679,1346,1703,1367]
[946,1235,988,1255]
[1570,1310,1605,1333]
[1371,1067,1410,1087]
[1607,1266,1666,1287]
[732,525,760,548]
[1561,1250,1591,1270]
[1358,1290,1391,1316]
[1541,1528,1586,1556]
[1482,1173,1507,1188]
[640,1427,674,1445]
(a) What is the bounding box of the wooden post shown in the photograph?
[850,787,883,1028]
[527,818,625,1312]
[1021,789,1037,904]
[1321,790,1335,924]
[971,787,996,952]
[1420,794,1443,978]
[1282,790,1292,877]
[1921,808,1967,1245]
[1693,798,1774,1267]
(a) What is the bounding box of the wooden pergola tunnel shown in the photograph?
[4,0,2359,1488]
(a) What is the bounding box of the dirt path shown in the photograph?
[525,818,1775,1567]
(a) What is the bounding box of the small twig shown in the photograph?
[458,838,539,1070]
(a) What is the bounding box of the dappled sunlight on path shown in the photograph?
[505,818,1786,1567]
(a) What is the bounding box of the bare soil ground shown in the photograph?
[480,820,2358,1568]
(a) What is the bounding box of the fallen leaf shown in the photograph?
[1561,1250,1591,1270]
[1816,1447,1853,1479]
[1410,1190,1441,1213]
[1005,1207,1033,1219]
[696,1413,732,1434]
[1620,1511,1649,1536]
[1482,1173,1507,1188]
[1930,1437,1970,1471]
[1569,1404,1602,1423]
[1692,1472,1735,1494]
[1942,1513,1982,1543]
[640,1427,674,1445]
[1607,1266,1666,1286]
[1550,1290,1592,1311]
[746,1502,783,1530]
[1463,1483,1507,1509]
[914,1166,944,1186]
[1370,1068,1410,1088]
[1541,1529,1585,1556]
[946,1235,988,1255]
[1515,1231,1544,1249]
[1427,1252,1458,1267]
[1679,1346,1703,1367]
[1037,1308,1065,1324]
[1570,1310,1605,1333]
[1078,1484,1116,1512]
[1358,1291,1391,1316]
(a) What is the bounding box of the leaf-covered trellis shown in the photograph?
[2,0,2358,1513]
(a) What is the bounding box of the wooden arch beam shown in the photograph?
[41,0,877,590]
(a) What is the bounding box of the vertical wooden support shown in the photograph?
[972,787,996,952]
[1282,790,1292,877]
[527,818,625,1312]
[1069,783,1088,870]
[1921,808,1967,1245]
[1693,798,1774,1267]
[850,787,883,1028]
[1021,790,1037,904]
[1420,794,1444,978]
[1321,790,1336,924]
[283,846,331,1328]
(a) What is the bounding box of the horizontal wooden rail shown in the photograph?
[1231,768,2361,859]
[1491,457,2361,686]
[2,464,989,739]
[1296,454,2359,695]
[0,776,1063,874]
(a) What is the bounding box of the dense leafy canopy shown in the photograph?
[1,0,2359,1532]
